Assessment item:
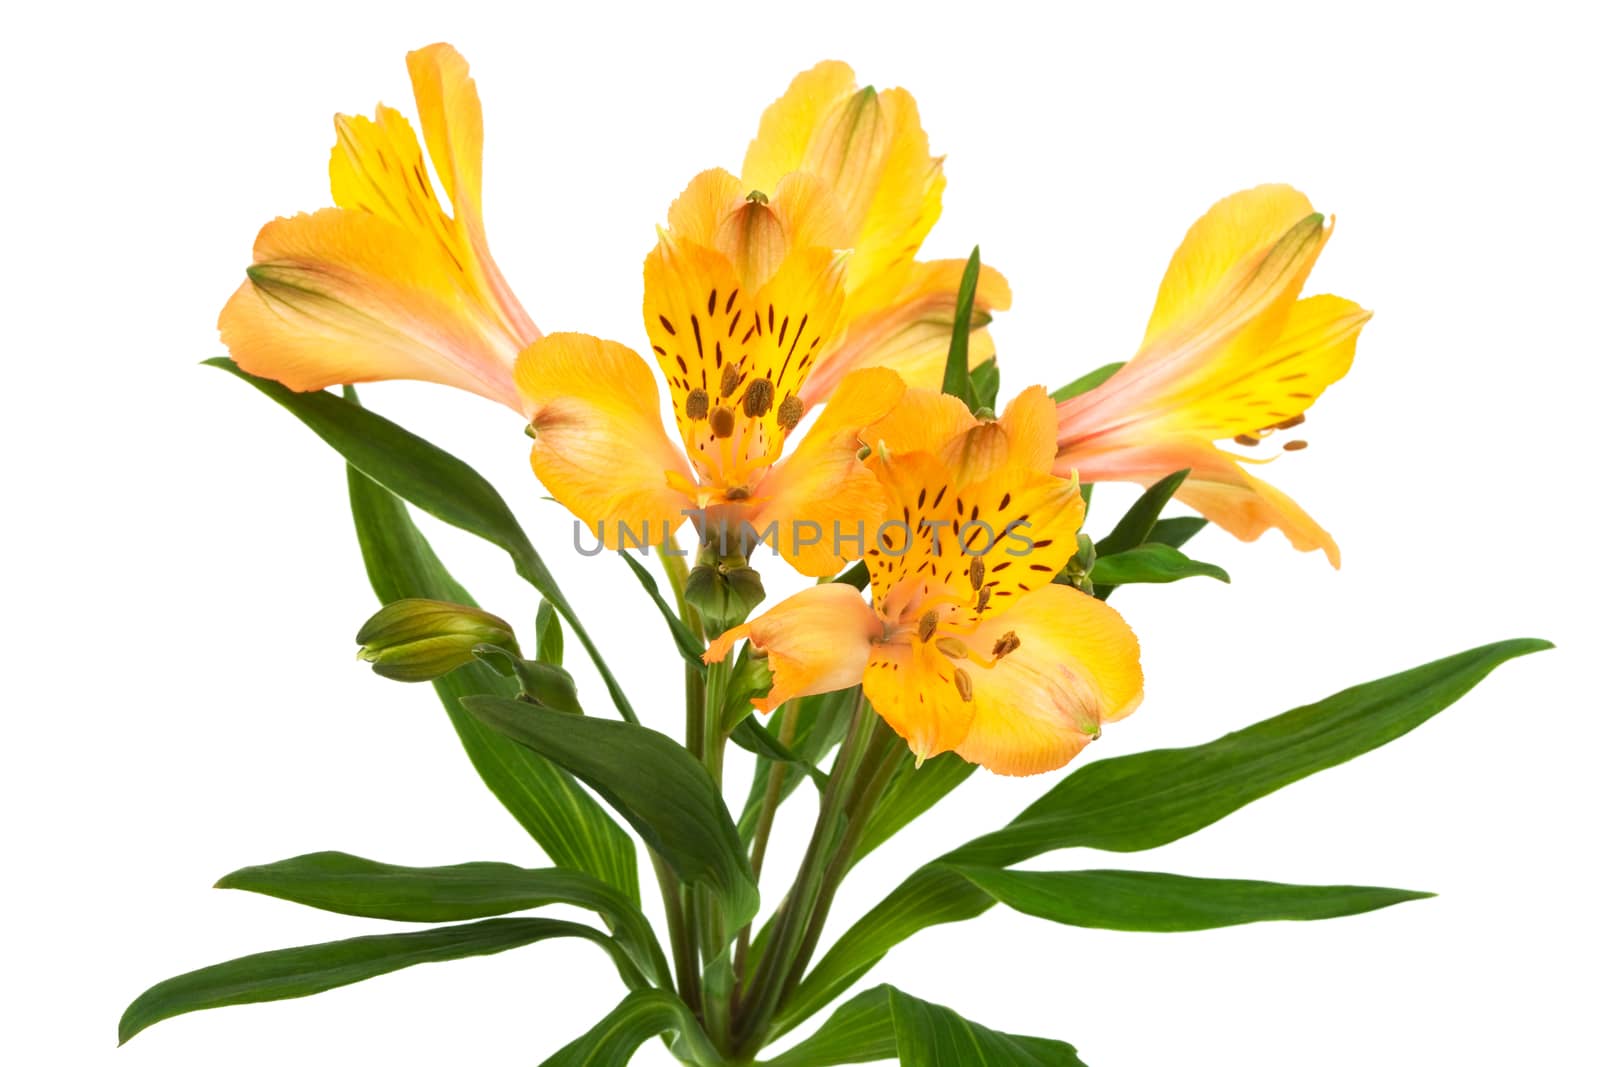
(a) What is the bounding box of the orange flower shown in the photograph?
[1055,185,1371,565]
[218,45,538,410]
[707,388,1143,776]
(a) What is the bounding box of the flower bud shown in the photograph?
[355,598,517,683]
[684,551,767,636]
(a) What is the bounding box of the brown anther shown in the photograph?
[1275,413,1306,430]
[1283,439,1309,452]
[975,586,992,613]
[991,630,1021,659]
[724,486,750,501]
[953,667,974,703]
[684,388,710,420]
[968,556,986,589]
[934,636,969,659]
[709,406,736,438]
[916,610,938,642]
[742,377,775,418]
[720,362,741,399]
[1233,433,1260,446]
[776,394,805,432]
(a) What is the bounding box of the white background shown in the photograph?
[5,1,1596,1063]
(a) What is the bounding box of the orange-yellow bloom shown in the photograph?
[218,45,538,410]
[740,62,1012,407]
[1054,185,1371,565]
[515,172,906,576]
[706,387,1143,776]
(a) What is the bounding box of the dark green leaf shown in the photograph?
[732,717,827,788]
[939,247,982,408]
[954,867,1430,932]
[781,639,1551,1031]
[218,361,636,723]
[619,549,706,669]
[970,358,1001,412]
[539,989,722,1067]
[215,851,668,985]
[535,600,564,666]
[852,752,977,866]
[1095,469,1189,558]
[889,987,1086,1066]
[1147,516,1207,550]
[830,562,870,591]
[464,695,759,931]
[121,919,627,1045]
[346,463,639,902]
[1050,361,1124,402]
[762,986,896,1066]
[1090,543,1229,590]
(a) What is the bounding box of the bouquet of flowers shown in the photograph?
[119,44,1548,1065]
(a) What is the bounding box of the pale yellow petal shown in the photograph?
[742,61,859,194]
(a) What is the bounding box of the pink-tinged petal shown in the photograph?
[704,583,882,712]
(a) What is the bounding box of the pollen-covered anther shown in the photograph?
[975,586,992,613]
[991,631,1021,659]
[742,378,775,418]
[1283,439,1309,452]
[776,394,805,433]
[968,557,986,590]
[916,610,938,642]
[1233,433,1260,446]
[1275,413,1307,430]
[720,362,741,399]
[953,667,974,703]
[710,406,736,439]
[934,636,968,660]
[685,388,711,420]
[724,486,750,501]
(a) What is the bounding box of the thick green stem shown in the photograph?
[731,701,797,992]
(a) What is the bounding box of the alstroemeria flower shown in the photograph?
[218,44,538,410]
[739,61,1012,406]
[514,172,906,576]
[1055,185,1372,565]
[706,387,1143,776]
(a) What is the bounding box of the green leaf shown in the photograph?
[761,986,898,1066]
[1050,361,1124,402]
[732,717,828,788]
[346,462,639,903]
[1147,515,1207,550]
[121,918,629,1045]
[830,561,870,591]
[1090,543,1229,589]
[939,247,982,408]
[970,357,1001,412]
[888,987,1086,1066]
[463,695,759,932]
[619,549,706,669]
[1094,468,1189,559]
[215,851,669,985]
[738,688,858,842]
[780,639,1551,1032]
[216,361,637,723]
[539,989,723,1066]
[852,751,977,866]
[535,599,564,666]
[953,867,1430,932]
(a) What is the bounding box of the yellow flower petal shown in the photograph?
[514,332,694,549]
[864,639,977,765]
[955,584,1143,776]
[751,367,906,577]
[219,208,521,405]
[741,61,860,197]
[704,583,881,713]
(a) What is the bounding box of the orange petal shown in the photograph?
[801,259,1011,407]
[751,367,906,576]
[863,639,977,766]
[704,583,881,712]
[514,332,695,549]
[219,208,521,407]
[955,584,1144,776]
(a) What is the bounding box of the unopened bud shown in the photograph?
[685,554,767,635]
[356,599,517,683]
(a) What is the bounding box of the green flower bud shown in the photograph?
[684,550,767,636]
[355,599,517,683]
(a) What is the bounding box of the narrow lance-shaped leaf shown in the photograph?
[888,987,1087,1066]
[939,247,982,409]
[1091,542,1229,592]
[851,751,978,866]
[216,852,670,986]
[778,639,1551,1033]
[539,989,724,1067]
[731,717,827,788]
[1050,360,1124,402]
[346,454,639,902]
[535,599,564,666]
[1095,468,1190,558]
[619,549,706,669]
[952,867,1432,933]
[212,360,637,723]
[1147,515,1208,549]
[464,695,760,932]
[738,688,858,842]
[120,919,635,1045]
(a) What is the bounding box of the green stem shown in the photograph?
[651,852,701,1015]
[731,691,872,1056]
[731,700,796,993]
